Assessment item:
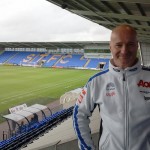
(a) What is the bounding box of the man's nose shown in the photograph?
[121,45,128,54]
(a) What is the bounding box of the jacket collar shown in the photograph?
[109,59,142,76]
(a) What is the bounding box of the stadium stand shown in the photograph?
[0,51,110,70]
[55,54,88,68]
[0,51,18,64]
[86,58,109,70]
[7,52,39,66]
[30,53,48,66]
[43,54,62,67]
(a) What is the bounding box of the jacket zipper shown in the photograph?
[123,73,125,81]
[123,72,129,150]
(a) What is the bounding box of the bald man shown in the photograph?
[73,24,150,150]
[110,24,138,69]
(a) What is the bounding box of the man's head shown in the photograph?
[110,24,138,69]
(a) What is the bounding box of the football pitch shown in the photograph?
[0,65,99,122]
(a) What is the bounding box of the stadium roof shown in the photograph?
[47,0,150,44]
[0,41,109,49]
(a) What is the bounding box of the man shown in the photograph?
[73,24,150,150]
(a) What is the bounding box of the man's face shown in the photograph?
[110,28,138,69]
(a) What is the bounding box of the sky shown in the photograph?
[0,0,111,42]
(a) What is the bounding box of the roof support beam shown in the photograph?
[100,0,150,4]
[93,20,150,30]
[70,10,150,22]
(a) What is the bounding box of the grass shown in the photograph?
[0,65,99,122]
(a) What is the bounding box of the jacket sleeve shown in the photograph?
[73,81,96,150]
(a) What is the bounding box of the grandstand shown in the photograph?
[0,41,111,70]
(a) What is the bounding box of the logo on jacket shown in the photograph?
[138,80,150,88]
[140,90,150,94]
[144,96,150,102]
[77,89,86,104]
[106,82,116,96]
[106,82,115,91]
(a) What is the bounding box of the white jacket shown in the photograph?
[73,60,150,150]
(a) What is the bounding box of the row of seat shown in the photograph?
[0,106,74,150]
[0,51,109,70]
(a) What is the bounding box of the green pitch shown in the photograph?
[0,65,99,122]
